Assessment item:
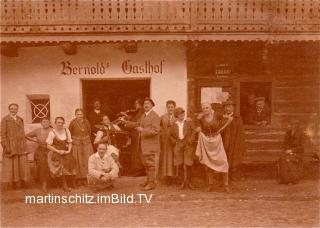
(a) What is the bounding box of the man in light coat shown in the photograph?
[123,97,160,191]
[87,143,119,192]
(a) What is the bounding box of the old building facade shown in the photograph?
[1,0,319,162]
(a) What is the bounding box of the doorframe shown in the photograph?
[80,77,151,115]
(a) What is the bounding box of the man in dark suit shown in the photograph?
[221,100,246,181]
[254,97,271,126]
[123,97,160,190]
[169,107,195,189]
[87,101,106,140]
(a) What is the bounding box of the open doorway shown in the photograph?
[82,79,150,121]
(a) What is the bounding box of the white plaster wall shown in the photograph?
[0,42,187,158]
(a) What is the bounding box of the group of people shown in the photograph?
[1,97,305,193]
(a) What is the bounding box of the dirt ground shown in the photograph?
[1,175,319,227]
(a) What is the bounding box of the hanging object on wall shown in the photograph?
[61,42,77,55]
[124,42,138,53]
[1,44,18,57]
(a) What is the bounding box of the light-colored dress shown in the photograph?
[195,115,229,173]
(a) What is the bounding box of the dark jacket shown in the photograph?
[169,120,195,146]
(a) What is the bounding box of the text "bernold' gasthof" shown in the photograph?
[122,60,165,74]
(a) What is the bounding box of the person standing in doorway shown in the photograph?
[69,109,94,186]
[87,101,105,138]
[159,100,177,185]
[121,99,145,176]
[122,97,160,191]
[1,103,30,190]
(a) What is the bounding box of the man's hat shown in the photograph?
[174,107,185,117]
[144,97,155,106]
[223,100,236,106]
[255,97,266,102]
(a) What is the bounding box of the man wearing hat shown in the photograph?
[122,97,160,190]
[253,97,271,126]
[169,107,195,189]
[221,100,246,181]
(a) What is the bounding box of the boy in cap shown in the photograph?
[169,107,195,189]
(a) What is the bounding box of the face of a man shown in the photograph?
[102,116,110,125]
[94,101,101,110]
[97,144,107,158]
[144,100,153,112]
[9,105,18,116]
[177,112,185,121]
[256,100,265,109]
[201,103,212,115]
[41,119,50,129]
[225,104,234,114]
[167,104,176,115]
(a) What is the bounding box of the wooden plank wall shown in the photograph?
[187,41,320,163]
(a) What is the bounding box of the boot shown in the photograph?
[139,168,149,187]
[142,167,156,191]
[69,176,77,189]
[205,184,213,192]
[143,182,156,191]
[205,169,214,192]
[42,181,48,193]
[62,175,71,192]
[222,173,231,193]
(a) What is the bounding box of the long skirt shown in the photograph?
[159,139,174,177]
[72,137,94,179]
[2,154,30,183]
[195,132,229,173]
[48,151,76,178]
[278,152,303,183]
[34,146,50,182]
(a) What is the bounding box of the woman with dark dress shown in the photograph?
[46,117,76,192]
[25,118,51,192]
[195,103,233,193]
[69,109,94,185]
[278,120,305,184]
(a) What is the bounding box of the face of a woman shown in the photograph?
[102,116,110,125]
[41,119,50,129]
[55,119,65,129]
[167,104,175,115]
[76,111,84,119]
[202,103,212,115]
[9,105,18,115]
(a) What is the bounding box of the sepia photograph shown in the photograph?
[0,0,319,227]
